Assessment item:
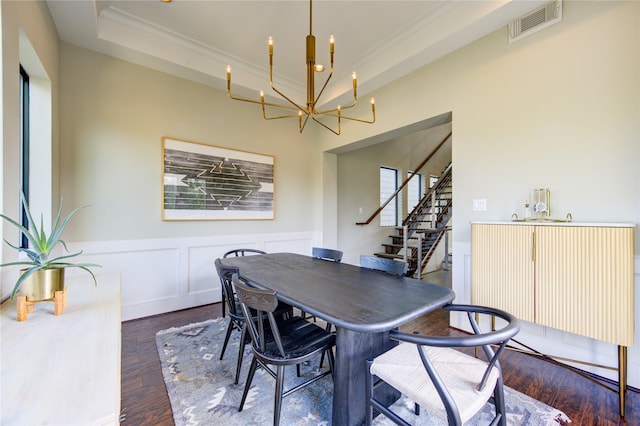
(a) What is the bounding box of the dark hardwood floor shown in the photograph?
[121,282,639,425]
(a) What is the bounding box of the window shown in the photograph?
[407,171,425,213]
[19,65,30,248]
[19,28,54,248]
[429,174,438,188]
[380,167,398,226]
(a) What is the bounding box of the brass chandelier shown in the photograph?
[226,0,375,135]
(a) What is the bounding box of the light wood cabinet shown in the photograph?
[1,274,121,425]
[471,222,634,347]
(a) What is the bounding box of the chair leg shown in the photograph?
[493,377,507,426]
[221,289,226,318]
[219,319,234,360]
[365,360,374,426]
[318,325,334,369]
[327,348,335,378]
[274,365,285,426]
[238,357,258,412]
[234,324,247,384]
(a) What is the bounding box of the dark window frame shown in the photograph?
[19,65,30,248]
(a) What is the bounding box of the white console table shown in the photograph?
[1,273,121,425]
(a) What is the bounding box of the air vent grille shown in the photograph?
[509,0,562,43]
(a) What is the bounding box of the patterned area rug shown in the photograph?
[156,318,571,426]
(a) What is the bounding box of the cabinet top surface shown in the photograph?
[471,221,635,228]
[1,273,121,426]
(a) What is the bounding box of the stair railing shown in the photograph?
[407,168,452,277]
[416,233,423,278]
[356,131,452,226]
[402,164,452,240]
[402,225,408,263]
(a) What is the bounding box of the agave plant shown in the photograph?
[0,191,100,298]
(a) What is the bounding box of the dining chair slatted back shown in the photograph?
[312,247,343,262]
[220,249,266,318]
[223,248,267,257]
[366,304,520,426]
[360,255,407,276]
[233,274,336,426]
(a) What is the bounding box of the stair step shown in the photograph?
[382,243,404,249]
[374,253,404,260]
[376,165,452,277]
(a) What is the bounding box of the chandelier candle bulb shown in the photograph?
[352,72,357,97]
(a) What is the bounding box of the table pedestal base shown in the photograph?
[333,327,398,426]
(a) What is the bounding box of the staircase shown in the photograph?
[376,163,452,277]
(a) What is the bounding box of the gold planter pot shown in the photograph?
[19,269,65,302]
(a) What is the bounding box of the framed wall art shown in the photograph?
[162,137,275,220]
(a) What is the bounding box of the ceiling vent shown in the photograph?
[509,0,562,43]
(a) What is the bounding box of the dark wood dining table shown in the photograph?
[219,252,455,425]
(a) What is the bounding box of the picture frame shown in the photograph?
[162,137,275,221]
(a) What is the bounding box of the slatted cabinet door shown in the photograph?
[471,223,535,323]
[535,225,634,346]
[472,222,634,347]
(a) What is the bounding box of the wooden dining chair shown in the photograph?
[220,248,266,318]
[233,274,336,426]
[366,304,520,426]
[305,246,343,320]
[223,248,267,257]
[312,246,343,262]
[214,259,247,384]
[310,247,343,369]
[360,255,407,276]
[214,258,291,384]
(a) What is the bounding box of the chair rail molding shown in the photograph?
[65,231,320,320]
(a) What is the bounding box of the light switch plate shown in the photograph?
[472,199,487,211]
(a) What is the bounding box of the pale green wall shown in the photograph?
[2,0,639,291]
[59,45,323,242]
[324,1,640,255]
[1,0,60,297]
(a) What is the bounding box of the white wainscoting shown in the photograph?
[453,241,640,389]
[66,231,320,321]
